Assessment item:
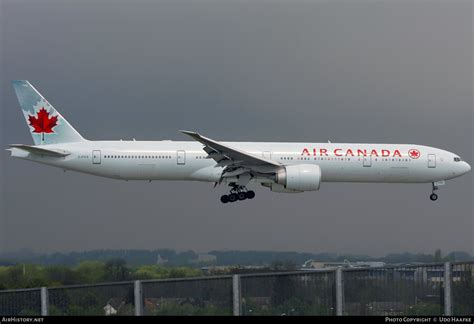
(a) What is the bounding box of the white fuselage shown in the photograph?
[10,140,471,185]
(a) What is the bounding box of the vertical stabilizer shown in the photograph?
[12,80,86,145]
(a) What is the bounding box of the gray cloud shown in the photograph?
[1,0,472,256]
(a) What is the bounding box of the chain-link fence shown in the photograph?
[240,270,336,315]
[452,262,474,315]
[0,288,42,316]
[343,264,447,315]
[141,276,233,315]
[48,282,135,315]
[0,261,473,316]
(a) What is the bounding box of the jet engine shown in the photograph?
[275,164,322,191]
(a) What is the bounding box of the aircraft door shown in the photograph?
[92,150,101,164]
[363,155,371,167]
[428,154,436,168]
[262,151,272,160]
[177,150,186,165]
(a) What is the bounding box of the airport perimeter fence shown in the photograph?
[0,261,472,316]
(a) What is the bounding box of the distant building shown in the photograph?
[393,267,468,283]
[103,298,125,316]
[301,259,385,270]
[201,265,267,275]
[353,261,386,268]
[301,262,471,283]
[104,304,117,316]
[156,254,168,265]
[301,260,345,270]
[196,254,217,263]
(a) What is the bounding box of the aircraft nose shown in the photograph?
[462,161,471,174]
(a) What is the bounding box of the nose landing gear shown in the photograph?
[220,184,255,204]
[430,182,439,201]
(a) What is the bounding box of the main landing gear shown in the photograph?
[220,184,255,204]
[430,182,439,201]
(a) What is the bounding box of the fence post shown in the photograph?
[336,267,343,316]
[232,275,241,316]
[40,287,49,316]
[444,262,452,315]
[134,280,143,316]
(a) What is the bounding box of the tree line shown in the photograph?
[1,249,471,267]
[0,258,201,290]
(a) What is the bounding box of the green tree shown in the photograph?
[75,261,106,283]
[133,266,157,280]
[270,260,298,271]
[434,249,442,262]
[45,265,79,286]
[104,258,130,282]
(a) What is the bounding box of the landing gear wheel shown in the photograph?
[221,183,255,203]
[246,191,255,199]
[238,192,247,200]
[430,182,440,201]
[228,193,238,203]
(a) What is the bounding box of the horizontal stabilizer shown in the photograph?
[8,144,70,157]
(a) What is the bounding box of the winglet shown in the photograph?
[180,130,199,137]
[180,130,204,142]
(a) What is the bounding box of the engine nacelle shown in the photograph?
[262,183,303,193]
[276,164,322,191]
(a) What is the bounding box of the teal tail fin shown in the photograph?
[12,80,86,145]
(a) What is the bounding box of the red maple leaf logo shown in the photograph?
[28,107,58,134]
[408,149,421,159]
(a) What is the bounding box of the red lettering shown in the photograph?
[302,148,310,156]
[334,149,342,157]
[370,149,379,157]
[313,148,317,156]
[393,149,402,157]
[357,149,367,157]
[381,149,390,157]
[346,149,354,156]
[320,148,328,156]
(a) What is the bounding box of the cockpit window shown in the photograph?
[454,157,462,162]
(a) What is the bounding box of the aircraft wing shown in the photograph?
[8,144,70,157]
[181,130,281,181]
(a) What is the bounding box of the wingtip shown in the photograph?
[180,130,199,136]
[11,80,29,85]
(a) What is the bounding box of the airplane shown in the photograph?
[7,80,471,203]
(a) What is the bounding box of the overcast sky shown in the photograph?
[0,0,472,257]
